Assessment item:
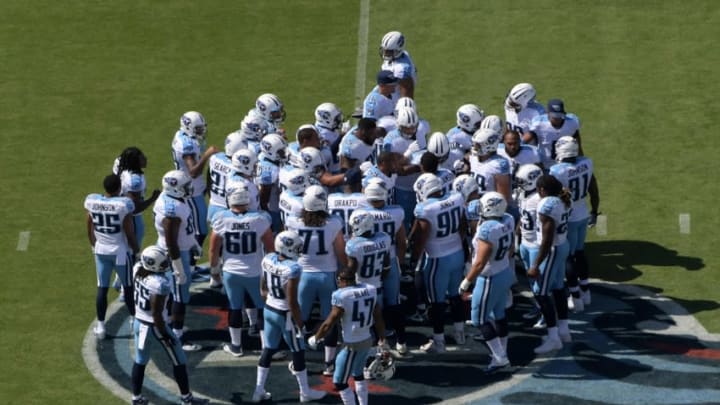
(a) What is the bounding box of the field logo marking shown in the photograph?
[16,231,31,251]
[679,213,691,234]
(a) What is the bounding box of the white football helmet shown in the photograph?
[472,128,501,156]
[231,149,258,177]
[364,179,389,202]
[394,97,417,117]
[225,132,248,157]
[285,168,310,195]
[396,106,419,139]
[452,174,479,201]
[314,102,343,131]
[260,133,288,163]
[555,136,579,161]
[275,230,303,260]
[349,210,374,236]
[227,188,251,206]
[379,31,405,61]
[302,185,328,212]
[140,246,170,273]
[298,146,326,178]
[480,115,503,134]
[180,111,207,141]
[456,104,485,133]
[255,93,286,125]
[506,83,536,110]
[415,173,443,202]
[366,349,396,381]
[162,170,193,198]
[427,132,450,163]
[480,191,507,218]
[240,113,268,142]
[515,164,543,191]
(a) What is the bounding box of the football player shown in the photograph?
[339,118,378,191]
[207,134,246,225]
[526,99,581,169]
[225,149,260,211]
[363,70,400,121]
[256,133,289,233]
[130,246,209,405]
[447,104,484,159]
[115,147,161,248]
[153,170,202,351]
[498,130,542,191]
[85,174,139,339]
[307,269,386,405]
[314,102,345,174]
[249,93,286,136]
[278,168,311,224]
[209,189,274,357]
[327,188,370,241]
[379,30,418,98]
[253,231,326,403]
[526,175,572,354]
[469,123,512,205]
[459,192,515,373]
[504,83,545,135]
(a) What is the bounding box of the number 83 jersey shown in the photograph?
[414,193,465,258]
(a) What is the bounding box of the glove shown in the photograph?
[403,141,421,158]
[295,325,307,339]
[307,335,322,350]
[588,212,600,228]
[459,278,472,294]
[343,166,361,185]
[172,258,187,285]
[190,244,203,259]
[360,161,374,173]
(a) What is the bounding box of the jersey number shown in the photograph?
[373,221,396,246]
[521,209,535,231]
[134,281,151,311]
[91,213,121,234]
[351,297,375,328]
[209,170,226,198]
[331,208,354,237]
[557,212,570,235]
[437,206,461,237]
[494,234,511,261]
[359,251,387,279]
[269,274,285,299]
[225,231,257,255]
[298,229,328,255]
[568,173,589,202]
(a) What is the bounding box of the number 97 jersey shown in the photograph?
[332,283,378,344]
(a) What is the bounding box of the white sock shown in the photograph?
[486,337,505,359]
[339,387,357,405]
[294,368,311,394]
[229,327,242,347]
[557,319,569,335]
[355,380,369,405]
[246,308,258,327]
[547,326,560,341]
[173,328,183,339]
[325,346,337,365]
[500,336,508,353]
[453,322,464,334]
[433,333,444,344]
[256,366,269,390]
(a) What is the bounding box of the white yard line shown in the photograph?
[679,213,691,234]
[595,214,607,236]
[16,231,30,251]
[354,0,371,109]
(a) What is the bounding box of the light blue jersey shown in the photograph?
[473,217,514,277]
[363,86,399,120]
[171,130,206,197]
[339,129,375,168]
[346,232,392,289]
[549,156,594,222]
[381,51,417,84]
[332,283,378,344]
[469,154,511,196]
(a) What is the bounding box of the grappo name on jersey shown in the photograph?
[91,203,118,212]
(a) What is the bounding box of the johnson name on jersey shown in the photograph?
[84,193,135,255]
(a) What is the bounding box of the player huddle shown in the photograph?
[84,30,600,405]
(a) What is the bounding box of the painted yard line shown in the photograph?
[354,0,371,109]
[595,214,607,236]
[16,231,30,251]
[679,213,691,234]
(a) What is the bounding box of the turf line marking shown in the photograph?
[679,213,690,234]
[595,215,607,236]
[354,0,371,109]
[16,231,30,251]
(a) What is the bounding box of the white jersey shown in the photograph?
[497,144,542,189]
[469,154,511,195]
[473,216,514,277]
[256,158,282,212]
[536,196,570,246]
[356,205,404,260]
[285,215,344,273]
[225,172,260,211]
[171,130,206,196]
[317,126,342,173]
[381,51,418,84]
[207,153,235,209]
[278,190,304,224]
[153,192,196,251]
[327,192,370,239]
[133,268,173,324]
[84,194,134,257]
[529,114,581,169]
[262,253,303,312]
[414,193,465,257]
[383,129,429,190]
[119,171,145,217]
[339,129,375,168]
[550,156,594,222]
[504,100,545,135]
[211,210,271,276]
[519,191,541,247]
[346,232,392,289]
[332,283,378,344]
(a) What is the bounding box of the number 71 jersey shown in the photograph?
[332,283,378,344]
[414,193,466,258]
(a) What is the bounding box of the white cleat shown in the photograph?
[300,388,327,403]
[484,355,510,373]
[94,323,106,340]
[581,290,592,306]
[534,337,563,354]
[251,388,272,403]
[420,339,446,353]
[396,342,408,355]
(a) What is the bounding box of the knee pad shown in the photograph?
[495,318,509,338]
[479,322,497,341]
[228,309,244,328]
[291,351,306,372]
[575,250,589,278]
[259,348,275,368]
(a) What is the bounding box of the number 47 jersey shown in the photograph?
[332,283,378,344]
[414,193,466,258]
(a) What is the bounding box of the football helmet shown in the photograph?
[379,31,405,61]
[480,115,503,134]
[472,127,501,156]
[240,113,268,142]
[364,179,389,202]
[427,132,450,163]
[555,136,579,161]
[302,185,328,212]
[506,83,536,110]
[260,133,288,163]
[456,104,485,133]
[415,173,443,202]
[515,164,543,191]
[365,348,395,381]
[162,170,193,198]
[255,93,286,125]
[349,210,374,236]
[452,174,479,201]
[231,149,258,177]
[394,97,417,117]
[298,146,326,178]
[275,231,303,260]
[314,102,343,131]
[285,168,310,195]
[140,246,170,273]
[180,111,207,141]
[480,191,507,218]
[227,188,251,206]
[225,132,248,157]
[396,106,419,139]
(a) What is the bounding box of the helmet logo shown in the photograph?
[261,140,272,152]
[164,177,178,187]
[319,111,331,121]
[459,112,470,123]
[256,101,266,111]
[181,116,191,127]
[281,236,294,247]
[486,198,502,208]
[302,153,313,164]
[144,257,155,266]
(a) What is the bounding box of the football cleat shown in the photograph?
[180,394,209,404]
[181,338,202,352]
[223,343,244,357]
[300,388,327,403]
[94,322,106,340]
[131,395,149,405]
[534,336,562,354]
[484,355,510,374]
[420,339,446,353]
[322,363,335,376]
[251,388,272,403]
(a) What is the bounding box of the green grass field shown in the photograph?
[1,0,719,403]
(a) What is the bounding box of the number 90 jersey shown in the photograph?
[414,193,465,258]
[285,215,344,273]
[84,194,135,255]
[153,192,196,251]
[332,283,378,344]
[345,232,392,288]
[473,216,515,277]
[536,196,570,246]
[211,210,271,277]
[262,253,302,312]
